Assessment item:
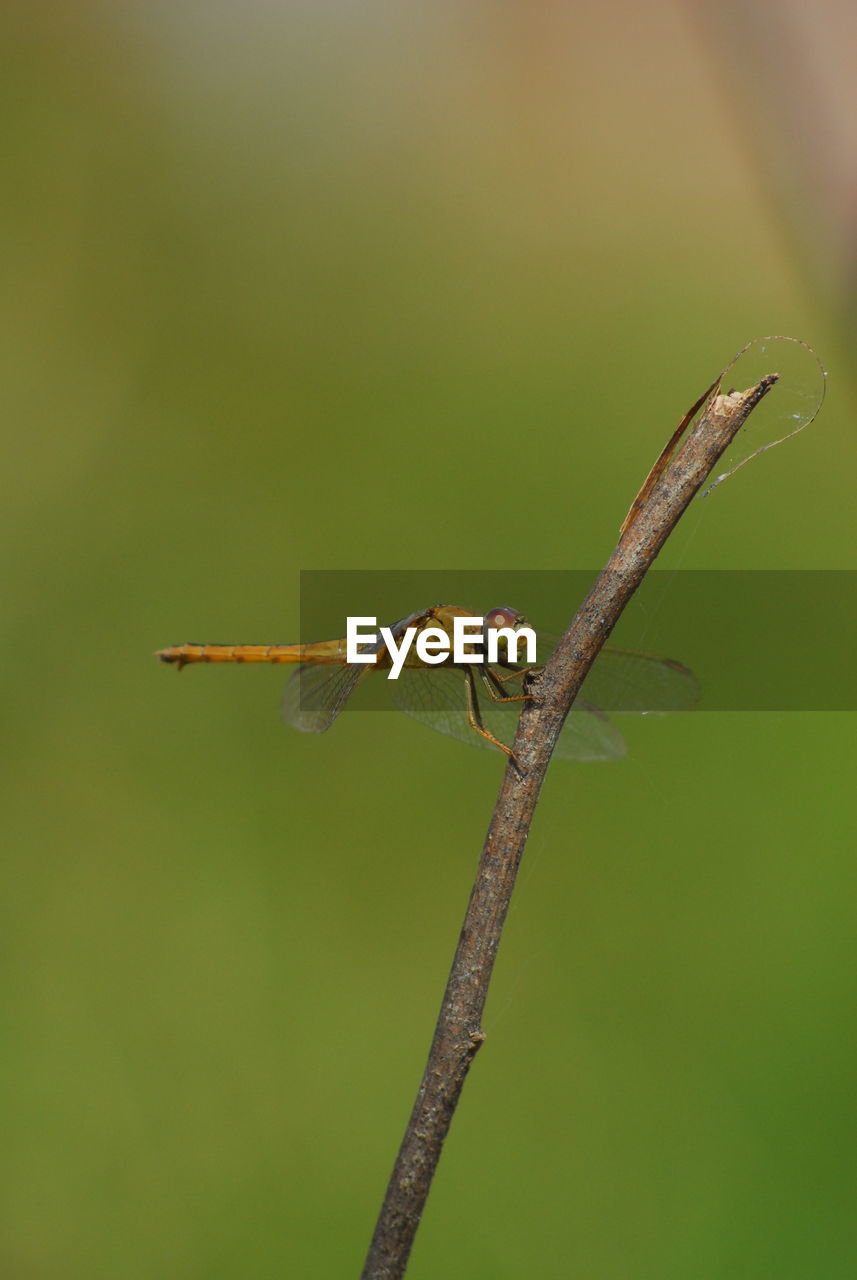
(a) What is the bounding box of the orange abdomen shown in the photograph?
[156,639,348,669]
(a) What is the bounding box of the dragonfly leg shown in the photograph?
[492,664,541,686]
[463,666,521,765]
[480,665,537,705]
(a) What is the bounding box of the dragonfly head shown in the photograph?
[484,605,527,632]
[483,605,531,662]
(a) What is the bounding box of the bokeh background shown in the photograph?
[3,3,856,1277]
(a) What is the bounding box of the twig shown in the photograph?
[360,371,779,1280]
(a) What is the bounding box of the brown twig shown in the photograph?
[360,371,779,1280]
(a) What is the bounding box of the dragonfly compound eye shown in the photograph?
[485,605,526,631]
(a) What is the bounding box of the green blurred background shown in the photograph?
[3,3,856,1277]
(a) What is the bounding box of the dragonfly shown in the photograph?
[157,605,697,762]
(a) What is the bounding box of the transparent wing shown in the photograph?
[283,636,696,755]
[554,701,627,761]
[577,646,698,712]
[390,665,627,761]
[390,666,497,753]
[281,662,370,733]
[532,634,698,713]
